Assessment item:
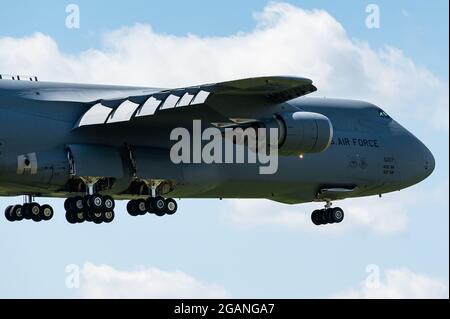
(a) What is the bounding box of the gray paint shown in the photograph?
[0,78,435,205]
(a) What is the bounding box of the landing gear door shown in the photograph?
[132,147,183,181]
[66,144,124,179]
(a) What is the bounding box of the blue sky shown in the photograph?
[1,0,448,78]
[0,1,448,298]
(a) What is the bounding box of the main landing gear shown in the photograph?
[4,195,54,222]
[311,202,344,226]
[127,197,178,217]
[127,180,178,218]
[64,194,116,224]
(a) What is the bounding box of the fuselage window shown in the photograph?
[378,109,390,118]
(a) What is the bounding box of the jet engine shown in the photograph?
[264,111,333,155]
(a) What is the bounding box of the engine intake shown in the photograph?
[266,111,333,155]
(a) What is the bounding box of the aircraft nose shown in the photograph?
[398,135,435,188]
[423,144,435,178]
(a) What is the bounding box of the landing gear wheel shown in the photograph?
[31,215,42,222]
[92,211,103,224]
[153,197,166,216]
[22,203,32,220]
[71,196,84,212]
[320,209,331,224]
[103,211,115,223]
[65,211,77,224]
[127,200,139,216]
[11,205,24,221]
[103,196,115,211]
[74,211,85,223]
[165,198,177,215]
[89,194,104,212]
[85,210,94,222]
[64,198,73,211]
[5,205,15,222]
[40,205,54,221]
[145,197,155,213]
[29,203,41,222]
[136,199,147,215]
[83,195,93,211]
[311,210,322,225]
[330,207,344,223]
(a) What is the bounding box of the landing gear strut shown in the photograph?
[311,201,344,226]
[4,195,54,222]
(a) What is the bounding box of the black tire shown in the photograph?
[153,196,166,213]
[311,209,321,225]
[326,208,334,224]
[40,205,54,221]
[85,210,94,222]
[12,205,24,221]
[103,195,115,211]
[165,198,177,215]
[22,203,32,220]
[103,211,115,223]
[136,199,147,215]
[127,200,139,216]
[29,203,41,221]
[65,211,77,224]
[320,209,330,224]
[145,197,154,213]
[5,205,15,222]
[75,211,85,223]
[330,207,344,223]
[64,198,73,211]
[92,211,103,224]
[89,194,104,212]
[71,196,84,212]
[83,195,93,210]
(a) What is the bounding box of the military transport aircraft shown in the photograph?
[0,74,435,226]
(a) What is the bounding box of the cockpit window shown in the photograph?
[378,109,390,118]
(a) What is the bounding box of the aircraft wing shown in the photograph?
[198,76,316,102]
[74,76,316,128]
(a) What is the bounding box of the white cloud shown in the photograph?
[221,196,408,235]
[221,181,448,235]
[333,267,449,299]
[0,2,447,131]
[80,262,230,299]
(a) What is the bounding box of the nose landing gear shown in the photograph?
[311,201,344,226]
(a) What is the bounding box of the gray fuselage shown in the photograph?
[0,80,435,204]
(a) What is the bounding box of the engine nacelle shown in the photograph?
[265,111,333,155]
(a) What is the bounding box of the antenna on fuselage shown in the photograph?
[0,73,38,81]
